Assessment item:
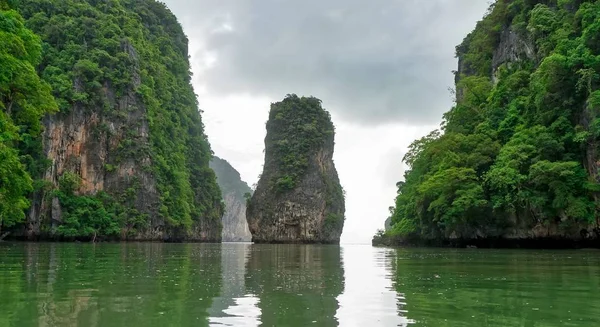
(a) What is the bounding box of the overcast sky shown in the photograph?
[162,0,491,244]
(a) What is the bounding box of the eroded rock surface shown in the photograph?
[247,95,345,244]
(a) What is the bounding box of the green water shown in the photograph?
[0,243,599,326]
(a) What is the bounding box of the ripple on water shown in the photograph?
[209,294,261,326]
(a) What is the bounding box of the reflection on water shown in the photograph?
[209,295,261,327]
[2,243,600,326]
[244,244,344,327]
[336,245,414,326]
[391,249,600,326]
[208,243,260,326]
[0,243,224,326]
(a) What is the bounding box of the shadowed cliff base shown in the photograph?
[6,232,222,243]
[247,95,346,244]
[252,239,341,245]
[373,235,600,249]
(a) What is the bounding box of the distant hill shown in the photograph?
[210,157,252,242]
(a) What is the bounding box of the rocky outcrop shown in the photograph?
[27,73,160,239]
[210,157,252,242]
[247,95,345,244]
[15,0,223,241]
[455,16,536,94]
[491,27,535,74]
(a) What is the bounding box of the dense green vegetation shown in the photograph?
[384,0,600,242]
[0,0,223,239]
[53,172,126,240]
[266,94,335,192]
[0,0,57,233]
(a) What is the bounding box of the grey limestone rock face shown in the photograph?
[210,157,253,242]
[246,95,345,244]
[491,27,535,83]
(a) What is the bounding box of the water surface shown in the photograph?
[0,243,598,326]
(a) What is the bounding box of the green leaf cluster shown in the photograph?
[0,1,57,231]
[387,0,600,240]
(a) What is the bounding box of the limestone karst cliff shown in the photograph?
[2,0,223,241]
[247,94,345,244]
[378,0,600,248]
[210,156,253,242]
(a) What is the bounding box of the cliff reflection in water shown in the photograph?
[0,243,224,326]
[390,249,600,326]
[0,243,415,327]
[3,243,600,326]
[244,244,344,327]
[208,243,260,326]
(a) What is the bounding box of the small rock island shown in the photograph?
[247,94,345,244]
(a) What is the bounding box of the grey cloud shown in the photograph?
[164,0,491,125]
[378,147,407,187]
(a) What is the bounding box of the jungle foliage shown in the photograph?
[1,0,223,238]
[0,0,57,232]
[385,0,600,241]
